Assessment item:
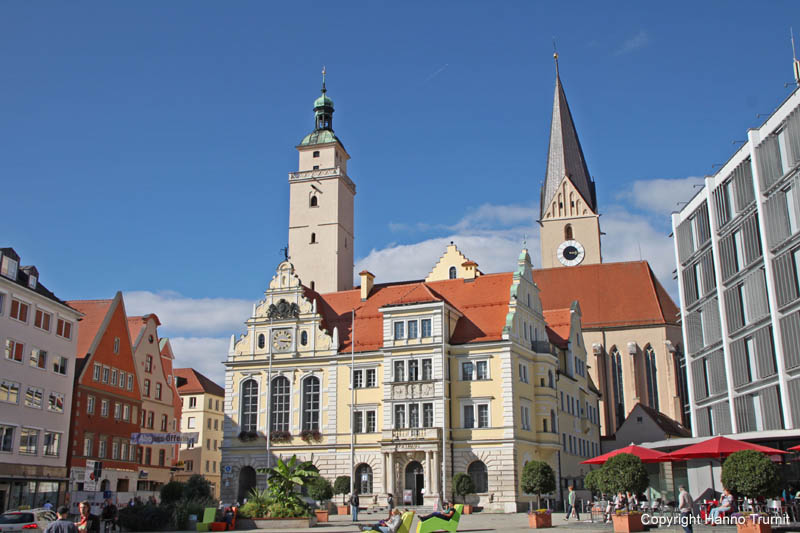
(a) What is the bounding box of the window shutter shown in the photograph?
[780,310,800,370]
[702,297,722,346]
[756,134,783,191]
[773,250,800,308]
[758,385,783,430]
[712,401,732,435]
[708,349,728,396]
[718,234,737,281]
[729,338,749,388]
[744,268,769,323]
[724,285,745,333]
[764,191,790,249]
[787,377,800,427]
[753,325,777,379]
[733,158,756,212]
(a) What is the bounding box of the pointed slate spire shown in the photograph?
[540,53,597,219]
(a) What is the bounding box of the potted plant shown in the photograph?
[593,454,648,533]
[237,456,319,527]
[453,473,476,514]
[721,450,781,533]
[308,476,334,523]
[521,461,555,528]
[334,476,351,515]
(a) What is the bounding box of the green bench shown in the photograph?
[363,511,415,533]
[196,507,217,532]
[416,504,463,533]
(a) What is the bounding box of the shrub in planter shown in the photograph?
[722,450,780,533]
[308,476,334,522]
[453,472,475,513]
[591,454,648,533]
[528,509,553,529]
[521,460,556,511]
[239,488,271,519]
[159,480,186,505]
[118,503,171,531]
[184,474,213,501]
[173,497,216,530]
[334,476,351,514]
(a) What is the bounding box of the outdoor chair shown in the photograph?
[416,504,463,533]
[196,507,217,532]
[363,511,415,533]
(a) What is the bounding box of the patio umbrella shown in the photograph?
[666,436,786,461]
[581,444,670,464]
[789,444,800,452]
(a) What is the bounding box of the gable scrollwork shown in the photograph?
[268,299,300,319]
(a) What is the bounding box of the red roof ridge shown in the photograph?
[534,259,648,273]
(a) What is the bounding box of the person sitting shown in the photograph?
[708,489,734,522]
[605,492,627,523]
[361,508,403,533]
[419,501,455,522]
[223,507,235,531]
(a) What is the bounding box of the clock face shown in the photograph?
[272,329,293,352]
[557,240,586,267]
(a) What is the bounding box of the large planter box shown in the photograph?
[737,521,772,533]
[249,516,317,529]
[314,510,329,523]
[336,505,350,515]
[528,513,552,528]
[462,505,472,515]
[612,514,643,533]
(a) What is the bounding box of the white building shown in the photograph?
[0,247,82,511]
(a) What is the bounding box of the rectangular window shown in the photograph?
[476,361,488,380]
[519,363,529,383]
[48,392,64,413]
[56,318,72,339]
[463,405,475,429]
[145,355,153,373]
[207,418,212,430]
[30,348,47,369]
[129,444,136,462]
[0,425,15,452]
[408,360,419,381]
[394,322,405,340]
[394,404,406,429]
[113,402,121,419]
[155,383,162,400]
[101,400,109,417]
[423,403,434,427]
[353,369,363,389]
[118,371,125,388]
[1,257,18,279]
[409,403,420,428]
[209,398,213,409]
[214,419,218,430]
[144,379,150,397]
[123,404,130,421]
[354,411,363,434]
[111,369,118,386]
[34,309,52,331]
[127,374,134,390]
[422,359,432,380]
[53,356,68,375]
[93,364,101,381]
[189,397,197,408]
[10,299,29,323]
[394,360,405,382]
[421,319,432,338]
[25,387,43,409]
[83,436,92,456]
[121,442,128,462]
[45,432,61,456]
[477,404,489,428]
[462,362,474,381]
[98,439,107,459]
[366,368,377,387]
[366,410,376,433]
[521,405,530,431]
[407,320,418,339]
[19,428,39,455]
[188,417,196,429]
[5,339,24,362]
[215,399,220,410]
[102,367,109,384]
[112,441,119,460]
[147,412,154,429]
[87,396,95,414]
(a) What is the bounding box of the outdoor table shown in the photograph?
[699,499,718,521]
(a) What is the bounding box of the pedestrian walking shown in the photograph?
[350,491,360,522]
[565,485,580,520]
[46,506,78,533]
[679,485,694,533]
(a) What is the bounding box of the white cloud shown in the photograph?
[615,30,650,55]
[168,336,229,386]
[618,176,705,216]
[124,290,252,336]
[450,203,537,231]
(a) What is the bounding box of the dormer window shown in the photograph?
[28,276,37,289]
[313,151,320,158]
[310,195,318,207]
[313,165,319,170]
[1,257,18,280]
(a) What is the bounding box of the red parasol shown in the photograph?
[667,436,786,460]
[789,444,800,452]
[581,444,670,465]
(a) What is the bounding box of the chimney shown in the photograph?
[462,261,478,281]
[359,270,375,300]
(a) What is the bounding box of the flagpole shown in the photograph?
[350,309,356,500]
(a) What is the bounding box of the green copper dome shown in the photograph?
[314,93,334,109]
[299,129,341,147]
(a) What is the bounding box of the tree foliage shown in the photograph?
[333,476,351,505]
[184,474,213,501]
[453,473,475,504]
[584,469,601,494]
[307,476,334,503]
[721,450,780,499]
[159,481,186,505]
[521,461,556,508]
[593,453,649,496]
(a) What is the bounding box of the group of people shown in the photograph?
[44,501,101,533]
[357,494,457,533]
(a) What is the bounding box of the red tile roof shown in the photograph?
[175,368,224,397]
[533,261,679,329]
[315,273,514,353]
[127,314,161,347]
[543,309,571,349]
[67,299,113,358]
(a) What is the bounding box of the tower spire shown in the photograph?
[322,65,327,93]
[792,28,800,87]
[312,67,334,131]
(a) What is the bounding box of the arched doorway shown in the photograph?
[100,479,110,492]
[238,466,257,504]
[404,461,424,505]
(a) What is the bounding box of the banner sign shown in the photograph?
[84,460,97,492]
[130,432,198,445]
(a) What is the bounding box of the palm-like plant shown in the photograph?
[263,455,319,517]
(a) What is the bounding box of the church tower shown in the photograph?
[288,70,355,293]
[539,55,602,268]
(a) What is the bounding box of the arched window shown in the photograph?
[644,345,659,411]
[270,376,290,432]
[310,232,316,244]
[548,370,554,388]
[467,460,488,493]
[310,195,318,207]
[550,409,557,433]
[240,379,258,432]
[564,224,573,240]
[302,376,320,430]
[258,334,265,349]
[610,347,625,429]
[301,331,308,346]
[449,266,457,279]
[355,463,373,494]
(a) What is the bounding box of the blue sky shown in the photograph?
[3,1,799,382]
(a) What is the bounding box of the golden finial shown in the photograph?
[321,66,327,93]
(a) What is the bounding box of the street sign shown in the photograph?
[130,432,198,445]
